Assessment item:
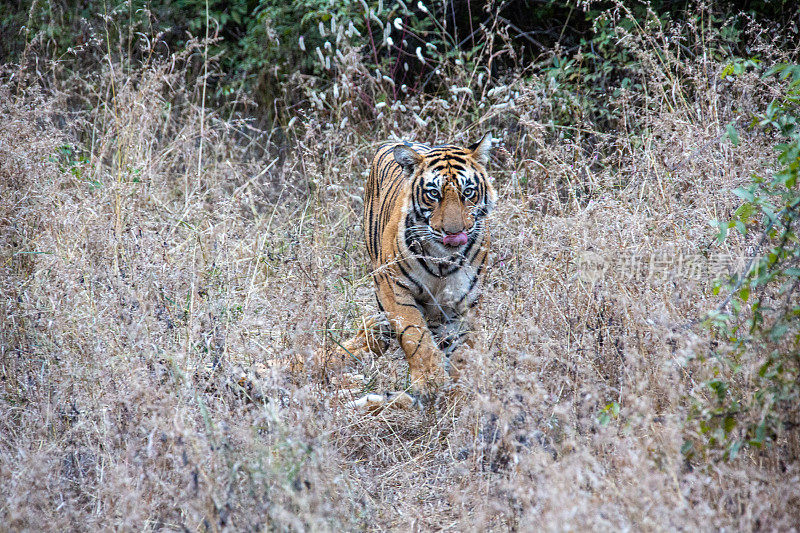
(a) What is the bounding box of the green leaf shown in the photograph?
[728,440,743,460]
[721,63,735,79]
[738,285,750,302]
[725,122,740,146]
[732,187,755,202]
[680,440,694,456]
[714,219,728,244]
[723,416,736,434]
[751,422,766,446]
[758,358,773,377]
[769,323,788,341]
[734,202,755,222]
[708,380,728,401]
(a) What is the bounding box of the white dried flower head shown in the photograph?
[381,75,395,86]
[324,40,332,51]
[450,85,472,95]
[394,17,403,30]
[417,1,429,13]
[387,36,394,47]
[318,21,326,37]
[415,46,425,63]
[316,47,325,64]
[403,62,409,72]
[487,85,508,98]
[401,84,408,93]
[348,21,361,37]
[298,36,306,51]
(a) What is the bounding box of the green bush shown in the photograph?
[686,63,800,461]
[4,1,797,127]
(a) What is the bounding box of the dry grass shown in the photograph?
[2,11,799,532]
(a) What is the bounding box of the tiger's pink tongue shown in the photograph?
[442,231,468,247]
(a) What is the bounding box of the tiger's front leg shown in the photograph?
[375,275,449,393]
[434,316,473,382]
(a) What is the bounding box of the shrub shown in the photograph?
[686,63,800,461]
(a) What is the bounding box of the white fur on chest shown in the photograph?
[431,266,474,308]
[412,262,477,326]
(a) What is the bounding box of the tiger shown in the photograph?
[319,132,497,398]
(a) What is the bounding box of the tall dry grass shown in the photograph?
[2,5,799,531]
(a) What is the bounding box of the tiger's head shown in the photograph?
[394,133,497,253]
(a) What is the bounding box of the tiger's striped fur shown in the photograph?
[351,133,496,392]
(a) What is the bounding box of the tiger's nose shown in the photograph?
[443,223,465,235]
[443,215,473,235]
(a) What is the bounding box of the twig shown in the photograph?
[197,0,209,180]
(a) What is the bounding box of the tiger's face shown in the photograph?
[394,133,496,253]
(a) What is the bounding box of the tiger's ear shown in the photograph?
[467,131,493,165]
[394,144,423,175]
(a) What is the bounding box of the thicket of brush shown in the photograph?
[2,0,799,530]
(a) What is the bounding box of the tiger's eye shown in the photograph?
[463,187,475,199]
[425,189,440,201]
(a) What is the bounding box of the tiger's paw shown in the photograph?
[348,391,420,413]
[444,351,467,383]
[408,355,450,398]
